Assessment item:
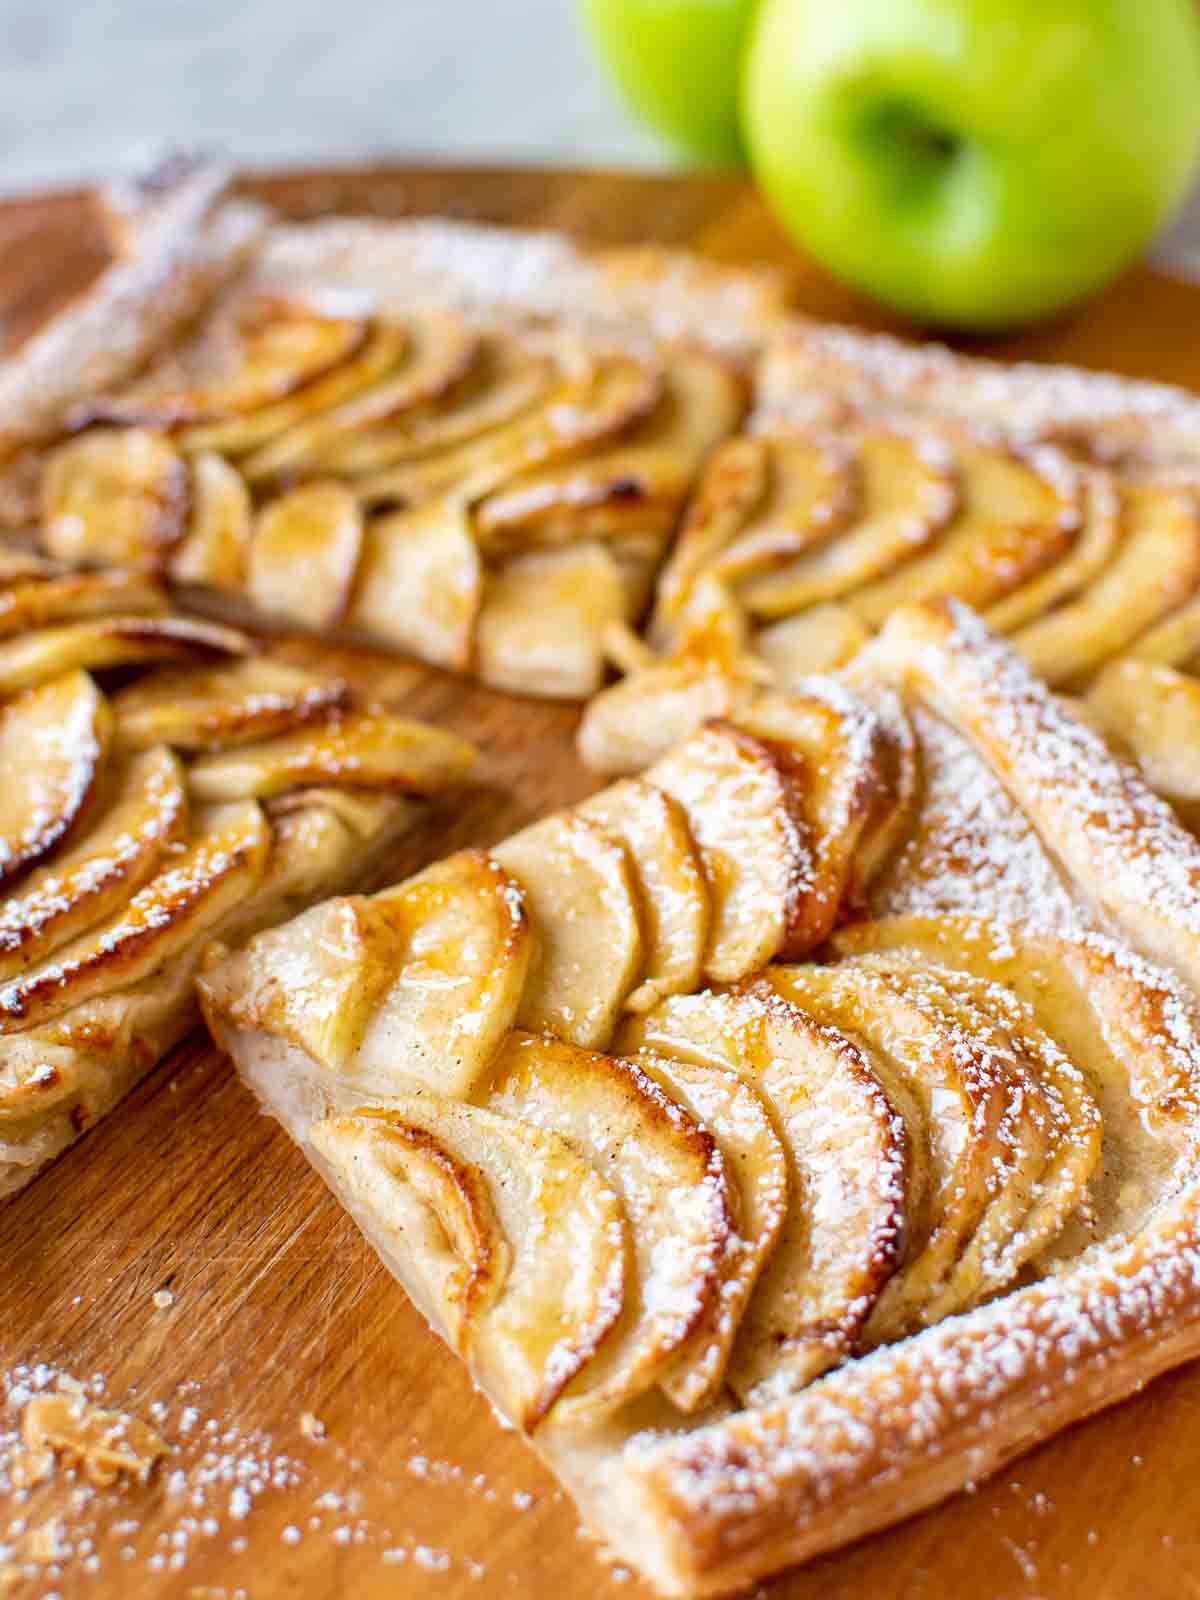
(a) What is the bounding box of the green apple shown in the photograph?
[582,0,756,167]
[743,0,1200,329]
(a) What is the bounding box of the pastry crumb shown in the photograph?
[153,1289,175,1311]
[22,1390,165,1487]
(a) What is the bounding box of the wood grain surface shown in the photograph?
[4,165,1200,1600]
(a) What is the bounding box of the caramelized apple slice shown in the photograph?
[0,614,250,697]
[736,685,895,954]
[314,332,554,476]
[647,720,811,983]
[0,670,111,890]
[0,548,61,585]
[752,604,871,685]
[246,482,364,631]
[831,913,1198,1243]
[759,963,1020,1343]
[577,649,757,776]
[620,1041,789,1411]
[578,779,709,1013]
[41,428,189,571]
[848,436,1081,627]
[348,499,481,673]
[1013,479,1200,686]
[0,571,167,638]
[629,988,908,1402]
[1086,659,1200,816]
[1125,591,1200,667]
[493,813,642,1049]
[482,1031,731,1424]
[739,425,958,618]
[113,658,351,752]
[0,746,186,981]
[167,452,254,589]
[188,709,475,801]
[475,542,629,700]
[649,434,770,631]
[0,800,269,1031]
[84,299,369,429]
[984,467,1122,634]
[308,1101,625,1430]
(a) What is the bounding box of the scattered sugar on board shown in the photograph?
[0,1365,540,1592]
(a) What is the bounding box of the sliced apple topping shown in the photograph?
[629,987,908,1403]
[984,467,1122,634]
[647,719,811,983]
[179,316,406,458]
[41,428,189,572]
[830,914,1194,1245]
[308,1101,625,1431]
[246,482,364,631]
[736,685,895,955]
[475,542,629,700]
[482,1031,731,1425]
[87,298,369,430]
[493,813,642,1049]
[739,424,958,619]
[348,499,481,673]
[313,332,555,477]
[167,452,254,589]
[578,779,710,1013]
[0,571,168,638]
[619,1039,789,1411]
[0,799,269,1032]
[752,603,871,685]
[1086,660,1200,817]
[187,709,475,801]
[1013,479,1200,686]
[0,746,187,982]
[0,614,251,697]
[113,658,351,752]
[1125,590,1200,668]
[242,308,477,480]
[847,436,1081,627]
[0,670,111,890]
[0,549,61,585]
[759,962,1022,1343]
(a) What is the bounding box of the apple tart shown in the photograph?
[0,158,787,699]
[581,316,1200,786]
[200,596,1200,1595]
[0,561,474,1199]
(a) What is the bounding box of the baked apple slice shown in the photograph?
[41,428,190,572]
[848,436,1081,627]
[647,719,811,983]
[1086,660,1200,819]
[481,1030,731,1425]
[1012,479,1200,686]
[82,298,369,430]
[616,1039,789,1411]
[739,424,958,618]
[578,779,709,1013]
[307,1101,625,1431]
[246,482,364,631]
[348,498,481,673]
[475,542,628,700]
[984,467,1122,634]
[628,987,908,1403]
[113,658,351,752]
[0,746,186,982]
[0,799,269,1031]
[0,670,112,889]
[167,452,254,589]
[0,570,167,637]
[752,603,871,684]
[493,813,642,1048]
[187,709,475,801]
[1124,589,1200,667]
[0,613,250,697]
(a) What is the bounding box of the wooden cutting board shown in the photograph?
[4,164,1200,1600]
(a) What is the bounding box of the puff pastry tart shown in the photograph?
[200,596,1200,1596]
[580,312,1200,789]
[0,157,789,700]
[0,558,473,1198]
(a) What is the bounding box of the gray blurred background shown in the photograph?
[1,0,1197,271]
